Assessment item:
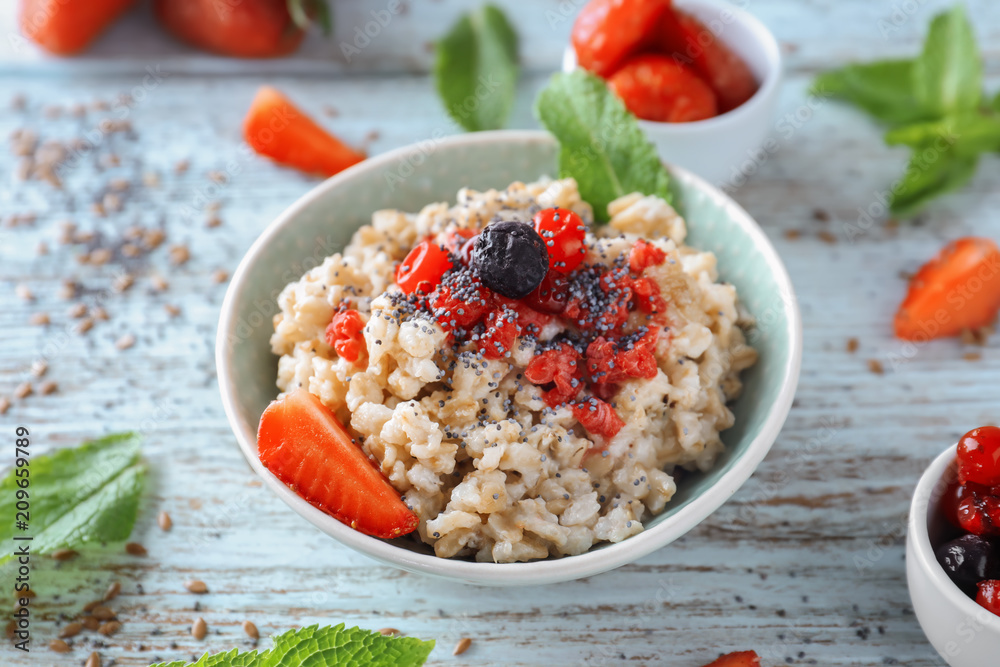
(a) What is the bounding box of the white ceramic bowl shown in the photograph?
[562,0,782,187]
[907,444,1000,666]
[217,130,801,586]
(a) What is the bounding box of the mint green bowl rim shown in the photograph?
[216,130,802,586]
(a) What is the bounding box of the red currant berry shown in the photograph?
[571,396,624,440]
[396,240,452,295]
[628,239,667,274]
[957,426,1000,486]
[324,309,366,363]
[977,580,1000,617]
[533,208,586,273]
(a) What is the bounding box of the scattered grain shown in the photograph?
[109,178,130,192]
[59,622,84,639]
[13,382,32,400]
[82,600,102,613]
[99,583,121,605]
[143,228,166,249]
[212,269,229,284]
[142,171,161,187]
[175,159,190,174]
[121,243,140,258]
[115,333,136,351]
[90,248,112,265]
[783,229,800,240]
[15,284,34,301]
[29,312,50,326]
[125,542,147,556]
[39,381,58,396]
[5,619,16,639]
[91,606,116,621]
[30,360,47,377]
[49,639,71,653]
[58,280,78,300]
[963,352,983,362]
[68,303,87,318]
[82,616,101,632]
[169,245,190,265]
[98,621,121,636]
[206,200,222,213]
[818,230,838,244]
[103,193,122,212]
[85,651,102,667]
[205,216,222,228]
[184,580,208,594]
[0,397,9,415]
[242,620,259,640]
[453,637,472,656]
[158,510,172,531]
[36,241,48,256]
[164,303,181,317]
[150,274,169,292]
[207,170,227,184]
[75,318,94,335]
[99,153,120,168]
[378,628,400,636]
[846,338,859,354]
[191,617,207,640]
[90,201,106,217]
[867,359,884,375]
[91,306,109,321]
[112,273,134,293]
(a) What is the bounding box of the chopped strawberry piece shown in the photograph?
[608,54,719,123]
[257,389,418,539]
[586,329,659,385]
[977,580,1000,617]
[21,0,136,55]
[572,396,624,439]
[571,0,670,77]
[629,239,667,273]
[631,276,667,315]
[700,651,761,667]
[324,309,366,363]
[478,306,521,359]
[525,343,583,406]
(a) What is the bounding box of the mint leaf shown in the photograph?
[885,113,1000,156]
[0,433,145,564]
[811,60,930,125]
[890,146,979,217]
[912,5,982,116]
[992,91,1000,114]
[149,624,435,667]
[534,70,671,222]
[434,4,519,132]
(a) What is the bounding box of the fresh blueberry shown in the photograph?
[935,534,1000,594]
[473,221,549,299]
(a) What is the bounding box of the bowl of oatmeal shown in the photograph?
[217,130,801,585]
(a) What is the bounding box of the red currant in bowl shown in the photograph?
[958,426,1000,486]
[395,240,452,295]
[533,208,586,273]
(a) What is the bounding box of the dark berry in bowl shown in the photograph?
[935,534,1000,594]
[473,221,549,299]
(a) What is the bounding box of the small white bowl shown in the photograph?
[907,444,1000,666]
[562,0,782,187]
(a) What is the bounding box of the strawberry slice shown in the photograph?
[257,389,418,539]
[700,651,761,667]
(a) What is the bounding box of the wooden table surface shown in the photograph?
[2,1,999,665]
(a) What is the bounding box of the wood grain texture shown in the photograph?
[1,0,999,665]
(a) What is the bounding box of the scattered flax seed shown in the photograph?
[125,542,147,556]
[90,248,113,266]
[783,229,800,240]
[867,359,884,375]
[29,312,50,326]
[59,622,84,638]
[175,159,190,174]
[0,397,9,415]
[99,153,120,168]
[192,617,207,640]
[206,200,222,213]
[91,606,115,621]
[157,510,172,531]
[85,651,102,667]
[121,243,140,258]
[82,616,101,632]
[142,171,161,187]
[453,637,472,656]
[36,241,48,255]
[68,303,87,318]
[103,193,122,212]
[39,381,58,396]
[91,306,109,321]
[164,304,181,317]
[205,216,222,228]
[77,252,92,265]
[15,284,34,301]
[115,334,135,351]
[91,202,106,217]
[112,273,134,293]
[150,274,169,291]
[13,382,32,400]
[74,230,96,244]
[378,628,400,636]
[103,581,121,602]
[49,639,71,653]
[212,269,229,284]
[51,548,77,561]
[208,170,227,184]
[98,621,121,636]
[818,230,838,244]
[59,280,78,300]
[169,245,191,265]
[964,352,983,362]
[184,580,208,594]
[109,178,130,192]
[242,620,259,640]
[143,228,166,250]
[75,318,94,335]
[846,338,859,354]
[30,360,47,377]
[812,208,831,222]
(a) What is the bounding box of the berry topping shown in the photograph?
[941,480,994,530]
[586,328,659,384]
[957,425,1000,487]
[525,269,570,315]
[956,492,1000,537]
[977,579,1000,616]
[533,208,587,273]
[473,221,549,299]
[572,396,624,440]
[525,343,583,407]
[935,534,1000,594]
[432,278,492,331]
[324,309,366,363]
[396,239,452,295]
[477,303,522,360]
[629,239,667,273]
